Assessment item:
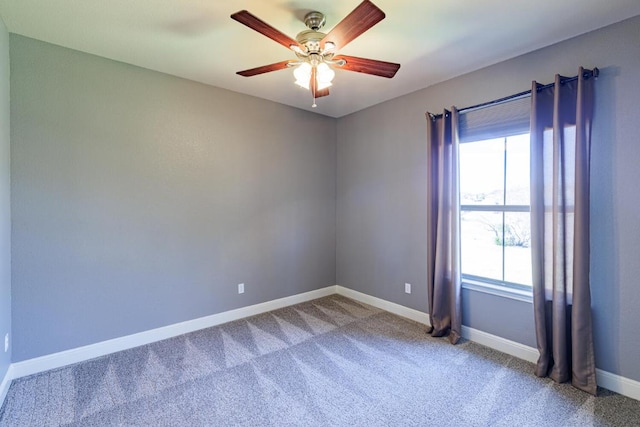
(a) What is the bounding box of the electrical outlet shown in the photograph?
[4,333,8,352]
[238,283,245,294]
[404,283,412,294]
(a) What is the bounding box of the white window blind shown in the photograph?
[458,95,531,143]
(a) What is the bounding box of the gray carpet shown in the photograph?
[1,295,639,426]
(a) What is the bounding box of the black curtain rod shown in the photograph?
[427,67,599,120]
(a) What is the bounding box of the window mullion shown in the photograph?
[461,205,529,212]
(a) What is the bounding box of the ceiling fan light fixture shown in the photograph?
[290,44,306,56]
[294,62,312,89]
[317,81,332,91]
[316,62,335,89]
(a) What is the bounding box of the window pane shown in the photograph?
[460,211,503,281]
[459,138,505,205]
[503,212,532,286]
[505,134,530,205]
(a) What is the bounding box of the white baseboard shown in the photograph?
[335,286,431,325]
[596,368,640,401]
[9,285,337,380]
[461,325,539,364]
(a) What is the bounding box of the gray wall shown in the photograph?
[0,16,10,380]
[10,35,336,361]
[337,15,640,382]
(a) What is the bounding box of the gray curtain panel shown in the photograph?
[426,109,462,344]
[530,67,597,395]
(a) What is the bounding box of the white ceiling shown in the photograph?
[1,1,639,118]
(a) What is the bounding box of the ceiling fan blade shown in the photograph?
[316,88,330,98]
[333,55,400,78]
[236,60,293,77]
[321,0,385,51]
[309,69,330,99]
[231,10,301,50]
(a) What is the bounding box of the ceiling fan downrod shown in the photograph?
[304,11,325,30]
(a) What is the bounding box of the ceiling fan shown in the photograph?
[231,0,401,107]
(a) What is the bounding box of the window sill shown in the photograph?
[462,279,533,303]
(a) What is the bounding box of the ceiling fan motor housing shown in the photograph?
[296,30,326,54]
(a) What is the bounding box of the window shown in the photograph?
[459,134,531,291]
[457,95,532,296]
